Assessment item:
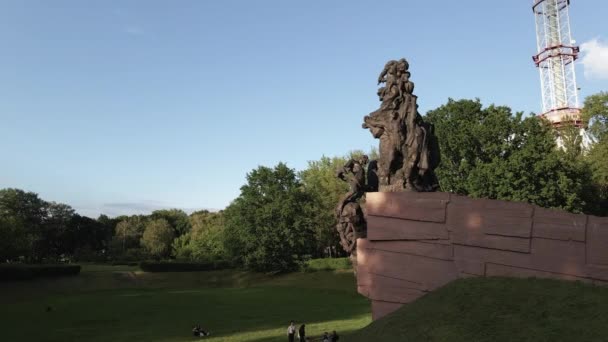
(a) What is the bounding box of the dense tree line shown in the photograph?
[425,93,607,215]
[1,92,606,271]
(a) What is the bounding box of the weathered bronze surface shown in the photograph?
[335,156,368,261]
[335,59,441,258]
[363,59,440,192]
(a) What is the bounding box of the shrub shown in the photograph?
[304,257,352,272]
[139,260,232,272]
[110,261,139,266]
[0,264,81,281]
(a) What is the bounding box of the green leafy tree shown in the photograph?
[151,209,191,236]
[0,215,29,261]
[582,91,608,140]
[426,99,592,213]
[466,117,590,212]
[65,215,112,261]
[588,140,608,186]
[586,140,608,215]
[425,99,519,194]
[141,218,174,259]
[173,210,227,261]
[188,210,226,261]
[42,202,76,259]
[558,119,585,158]
[0,188,47,261]
[299,155,349,257]
[299,149,379,258]
[171,234,193,260]
[112,216,146,256]
[223,163,316,272]
[581,91,608,215]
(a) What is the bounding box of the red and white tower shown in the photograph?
[532,0,581,126]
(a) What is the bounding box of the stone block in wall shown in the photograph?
[459,272,480,279]
[454,245,530,268]
[586,264,608,282]
[366,192,449,222]
[452,230,531,253]
[482,199,534,238]
[372,300,404,321]
[356,264,374,288]
[367,215,449,241]
[446,195,484,233]
[371,240,454,261]
[486,263,592,283]
[532,207,586,242]
[368,249,458,290]
[587,216,608,266]
[356,239,373,269]
[365,271,428,291]
[448,195,533,238]
[529,238,586,277]
[455,258,485,276]
[356,237,372,250]
[482,199,533,217]
[454,240,587,278]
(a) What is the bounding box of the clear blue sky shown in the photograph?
[1,1,606,217]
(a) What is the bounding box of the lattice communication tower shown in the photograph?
[532,0,581,126]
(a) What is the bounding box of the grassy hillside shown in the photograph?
[0,264,370,342]
[349,277,608,342]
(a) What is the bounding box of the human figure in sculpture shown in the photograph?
[335,155,368,217]
[378,64,401,110]
[376,59,411,110]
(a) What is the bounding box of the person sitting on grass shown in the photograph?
[322,332,330,342]
[330,330,339,341]
[192,325,210,337]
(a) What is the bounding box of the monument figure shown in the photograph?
[335,59,441,259]
[363,58,440,192]
[335,155,369,265]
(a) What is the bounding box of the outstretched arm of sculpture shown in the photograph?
[377,60,396,85]
[377,68,388,85]
[335,159,355,182]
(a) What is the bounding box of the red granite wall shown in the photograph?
[356,192,608,320]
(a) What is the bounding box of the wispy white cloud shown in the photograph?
[580,38,608,80]
[75,201,218,218]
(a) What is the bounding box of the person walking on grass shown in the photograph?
[298,324,306,342]
[287,321,296,342]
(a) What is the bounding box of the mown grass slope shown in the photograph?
[350,277,608,342]
[0,264,370,342]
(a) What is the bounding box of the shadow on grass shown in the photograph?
[348,277,608,342]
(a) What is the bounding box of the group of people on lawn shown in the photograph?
[287,321,339,342]
[190,320,340,341]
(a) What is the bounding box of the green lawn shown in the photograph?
[0,265,370,342]
[349,277,608,342]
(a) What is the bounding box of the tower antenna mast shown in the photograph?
[532,0,581,126]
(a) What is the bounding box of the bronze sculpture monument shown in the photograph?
[363,58,440,192]
[335,155,369,255]
[336,58,440,258]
